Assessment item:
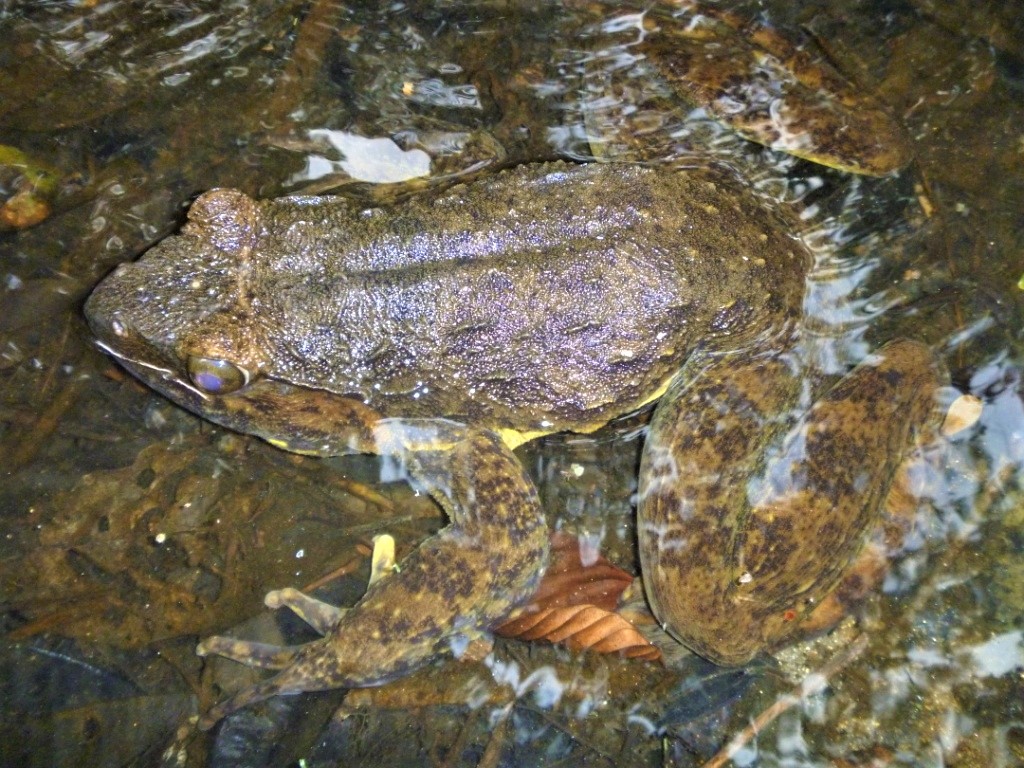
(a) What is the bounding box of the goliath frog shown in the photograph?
[84,7,942,729]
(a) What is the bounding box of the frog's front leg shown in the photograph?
[197,421,549,730]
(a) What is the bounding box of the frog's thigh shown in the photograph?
[757,339,943,575]
[373,419,550,616]
[796,537,889,635]
[638,348,803,664]
[378,419,546,537]
[734,339,944,645]
[638,340,943,664]
[812,435,941,628]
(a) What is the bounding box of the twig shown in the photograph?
[701,634,870,768]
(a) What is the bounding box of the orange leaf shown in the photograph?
[495,533,661,662]
[497,605,661,661]
[526,531,634,612]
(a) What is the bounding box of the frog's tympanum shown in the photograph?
[84,9,943,730]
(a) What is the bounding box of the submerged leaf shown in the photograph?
[496,532,660,661]
[522,531,634,611]
[498,605,662,661]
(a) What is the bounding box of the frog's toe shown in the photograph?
[368,533,397,586]
[263,587,299,610]
[196,636,300,670]
[264,587,345,634]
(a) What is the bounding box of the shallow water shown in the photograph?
[1,1,1022,766]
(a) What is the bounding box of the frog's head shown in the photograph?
[85,189,270,400]
[85,189,375,456]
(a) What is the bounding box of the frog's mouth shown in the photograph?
[93,339,213,403]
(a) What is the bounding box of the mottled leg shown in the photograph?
[348,420,550,653]
[198,671,309,731]
[639,344,804,665]
[198,420,549,729]
[773,341,943,625]
[255,534,397,635]
[640,338,945,664]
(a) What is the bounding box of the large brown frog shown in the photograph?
[84,6,942,730]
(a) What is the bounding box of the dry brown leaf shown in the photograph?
[525,530,634,611]
[498,605,661,661]
[495,532,661,662]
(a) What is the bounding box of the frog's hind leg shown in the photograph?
[196,637,311,729]
[196,588,346,725]
[639,338,945,665]
[198,422,549,729]
[197,587,345,668]
[256,534,397,635]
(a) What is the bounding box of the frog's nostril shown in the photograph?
[110,317,127,337]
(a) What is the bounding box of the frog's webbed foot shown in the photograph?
[197,585,350,670]
[196,634,325,729]
[198,537,396,729]
[263,587,346,634]
[259,533,397,636]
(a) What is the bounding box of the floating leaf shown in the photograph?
[941,393,983,436]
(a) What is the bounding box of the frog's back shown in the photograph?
[254,163,807,432]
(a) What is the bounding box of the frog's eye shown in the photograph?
[187,356,250,394]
